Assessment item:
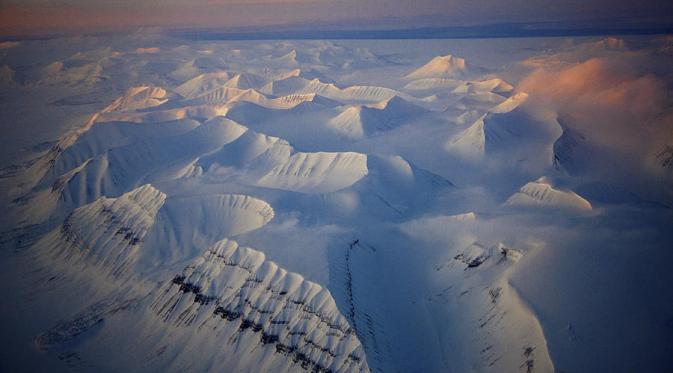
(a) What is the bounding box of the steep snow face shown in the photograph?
[174,71,234,98]
[445,115,488,160]
[351,155,454,218]
[147,238,369,372]
[201,128,292,170]
[199,126,369,194]
[184,86,265,106]
[31,185,167,282]
[434,241,554,373]
[444,92,559,170]
[9,112,100,197]
[257,152,368,193]
[451,78,514,95]
[333,231,553,373]
[101,86,169,113]
[12,117,249,225]
[404,77,513,97]
[406,55,467,79]
[272,49,300,66]
[183,86,332,110]
[327,106,370,139]
[395,213,554,373]
[141,194,275,267]
[224,72,267,89]
[489,92,528,113]
[506,178,592,211]
[553,127,591,174]
[327,96,427,139]
[445,93,529,160]
[222,95,338,128]
[44,117,249,213]
[43,119,200,188]
[162,194,274,238]
[261,76,405,104]
[6,85,181,203]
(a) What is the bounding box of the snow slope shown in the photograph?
[32,185,167,283]
[327,96,428,139]
[445,93,531,160]
[261,76,409,104]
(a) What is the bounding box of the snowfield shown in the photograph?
[1,34,672,373]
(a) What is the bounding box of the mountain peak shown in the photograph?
[406,54,467,79]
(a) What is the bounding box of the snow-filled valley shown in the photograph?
[1,34,673,373]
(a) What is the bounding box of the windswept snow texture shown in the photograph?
[1,36,673,373]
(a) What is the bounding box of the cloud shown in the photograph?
[518,40,673,181]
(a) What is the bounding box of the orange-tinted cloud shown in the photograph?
[519,43,673,176]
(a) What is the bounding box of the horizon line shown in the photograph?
[2,22,672,41]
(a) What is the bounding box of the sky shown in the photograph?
[1,0,672,36]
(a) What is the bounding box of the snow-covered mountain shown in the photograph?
[327,96,428,139]
[406,54,468,79]
[1,36,672,373]
[29,186,367,372]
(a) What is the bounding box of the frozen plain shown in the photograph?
[0,34,672,372]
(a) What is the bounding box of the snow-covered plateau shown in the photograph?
[1,34,672,372]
